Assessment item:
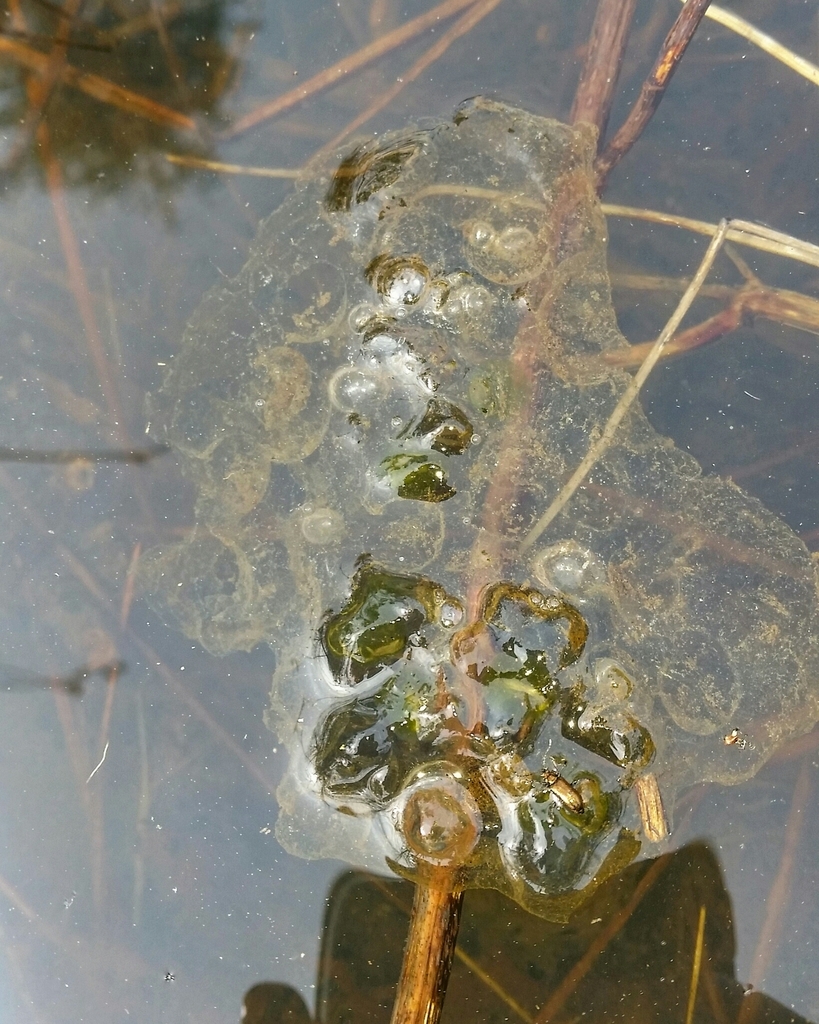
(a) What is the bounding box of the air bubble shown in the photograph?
[387,266,428,305]
[365,332,402,361]
[450,284,492,315]
[439,600,464,628]
[348,303,378,333]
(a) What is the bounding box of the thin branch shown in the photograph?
[533,853,673,1023]
[164,153,300,178]
[0,445,170,462]
[602,203,819,270]
[594,0,713,189]
[39,124,127,438]
[318,0,504,156]
[10,0,84,166]
[222,0,479,139]
[570,0,637,141]
[684,906,707,1024]
[521,219,729,552]
[743,757,813,999]
[603,276,819,368]
[687,0,819,88]
[0,35,195,129]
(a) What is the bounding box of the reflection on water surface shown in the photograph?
[0,1,817,1021]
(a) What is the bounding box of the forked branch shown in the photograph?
[594,0,713,190]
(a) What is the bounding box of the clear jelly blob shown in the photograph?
[328,366,385,413]
[532,540,605,598]
[400,772,482,867]
[594,658,633,703]
[300,508,344,545]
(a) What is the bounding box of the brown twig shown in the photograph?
[390,869,464,1024]
[39,125,162,541]
[604,278,819,368]
[369,0,392,31]
[0,28,112,52]
[582,481,804,581]
[684,905,707,1024]
[522,219,730,551]
[96,660,121,759]
[0,445,170,462]
[8,0,84,169]
[372,879,534,1021]
[725,432,819,485]
[594,0,713,190]
[29,0,103,33]
[164,152,300,177]
[97,0,184,44]
[0,35,196,129]
[120,542,142,629]
[148,0,190,110]
[570,0,637,141]
[9,463,281,805]
[221,0,479,139]
[50,681,110,919]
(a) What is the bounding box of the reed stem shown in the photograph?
[390,868,464,1024]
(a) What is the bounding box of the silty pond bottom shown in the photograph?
[142,97,819,921]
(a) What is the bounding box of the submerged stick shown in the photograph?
[222,0,479,138]
[603,204,819,269]
[570,0,637,139]
[388,772,483,1022]
[684,906,707,1024]
[686,0,819,89]
[319,0,504,156]
[0,35,195,130]
[390,868,464,1024]
[594,0,713,189]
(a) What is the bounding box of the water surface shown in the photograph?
[0,1,817,1021]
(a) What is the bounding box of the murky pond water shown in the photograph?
[0,1,818,1022]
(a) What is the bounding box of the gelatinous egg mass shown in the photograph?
[142,98,819,921]
[400,773,483,867]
